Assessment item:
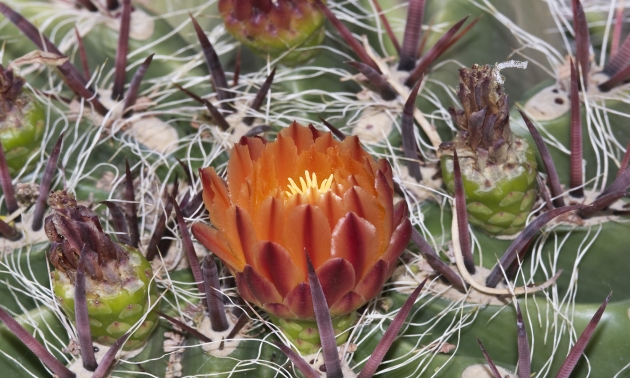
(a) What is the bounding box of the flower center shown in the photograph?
[285,170,333,197]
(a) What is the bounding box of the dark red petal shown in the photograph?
[235,271,258,305]
[354,259,389,301]
[329,291,365,316]
[243,265,283,305]
[381,217,412,276]
[316,258,356,309]
[263,303,294,319]
[253,241,304,297]
[284,282,314,319]
[331,212,378,282]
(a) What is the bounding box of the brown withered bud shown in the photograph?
[45,190,128,283]
[448,64,513,165]
[0,66,27,120]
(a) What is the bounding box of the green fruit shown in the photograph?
[52,246,159,350]
[46,191,160,350]
[440,64,538,235]
[441,143,537,235]
[0,69,45,176]
[219,0,326,65]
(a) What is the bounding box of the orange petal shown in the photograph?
[227,143,254,211]
[200,167,230,227]
[242,265,283,305]
[223,206,258,267]
[343,186,385,252]
[284,204,332,274]
[252,144,281,208]
[271,132,299,191]
[284,282,314,319]
[354,259,389,302]
[381,217,412,277]
[317,191,344,231]
[331,212,378,282]
[313,129,336,153]
[253,241,304,297]
[340,135,366,161]
[316,258,355,309]
[329,291,365,317]
[280,121,315,154]
[238,135,266,161]
[253,196,284,244]
[377,159,394,190]
[294,147,332,190]
[191,223,244,271]
[375,170,394,244]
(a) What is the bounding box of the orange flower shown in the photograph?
[192,122,411,320]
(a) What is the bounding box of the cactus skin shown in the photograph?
[219,0,325,65]
[440,64,538,235]
[270,312,356,354]
[52,245,159,350]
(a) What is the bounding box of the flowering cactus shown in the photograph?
[192,121,411,353]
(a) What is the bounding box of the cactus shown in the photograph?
[0,0,628,377]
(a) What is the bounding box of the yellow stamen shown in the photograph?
[284,170,334,197]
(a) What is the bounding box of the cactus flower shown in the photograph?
[45,191,159,350]
[192,121,411,353]
[218,0,326,65]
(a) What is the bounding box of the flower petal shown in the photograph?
[313,130,336,152]
[223,206,258,267]
[253,241,304,297]
[253,196,285,244]
[376,170,394,244]
[377,159,394,190]
[200,167,230,227]
[381,216,412,276]
[228,143,254,211]
[285,204,332,274]
[317,191,345,231]
[238,135,266,161]
[316,258,355,308]
[272,132,299,189]
[263,303,294,319]
[331,212,378,282]
[192,223,244,271]
[354,259,389,301]
[280,121,316,154]
[343,186,385,251]
[340,135,366,161]
[393,200,408,228]
[235,272,257,304]
[284,282,314,319]
[330,291,365,317]
[243,265,283,305]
